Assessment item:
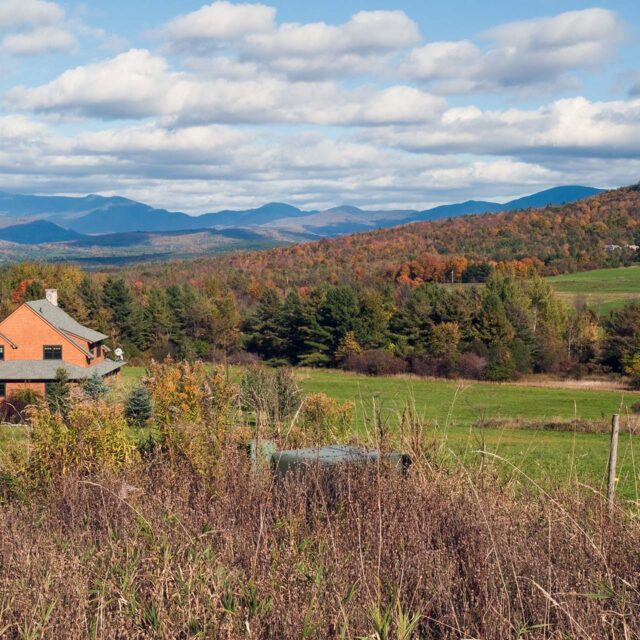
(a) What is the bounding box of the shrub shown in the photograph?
[0,389,42,423]
[82,371,109,400]
[345,349,408,376]
[624,353,640,389]
[144,359,239,473]
[411,356,453,378]
[29,399,136,482]
[482,348,517,382]
[240,365,302,437]
[125,384,153,427]
[46,368,70,413]
[456,352,488,380]
[299,393,354,445]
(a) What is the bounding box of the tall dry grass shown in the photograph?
[0,363,639,638]
[0,452,638,639]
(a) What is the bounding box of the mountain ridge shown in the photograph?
[0,185,604,239]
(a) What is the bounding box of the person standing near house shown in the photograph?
[114,347,124,362]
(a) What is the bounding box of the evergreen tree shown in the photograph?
[246,289,285,361]
[390,285,434,355]
[358,289,392,349]
[125,384,153,427]
[25,280,45,301]
[83,371,109,400]
[102,277,136,343]
[602,302,640,371]
[318,286,362,359]
[475,292,516,348]
[47,368,70,413]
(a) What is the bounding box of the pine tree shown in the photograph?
[102,277,136,343]
[246,289,285,361]
[125,385,153,427]
[83,371,109,400]
[47,368,70,413]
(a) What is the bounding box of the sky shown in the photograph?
[0,0,639,213]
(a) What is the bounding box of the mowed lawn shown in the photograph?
[122,366,640,501]
[548,265,640,313]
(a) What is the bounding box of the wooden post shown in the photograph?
[607,414,620,513]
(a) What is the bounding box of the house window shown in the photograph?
[43,345,63,360]
[0,345,4,360]
[0,383,5,398]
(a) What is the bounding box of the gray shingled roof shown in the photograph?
[0,360,124,381]
[26,299,108,344]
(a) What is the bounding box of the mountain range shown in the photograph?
[0,186,603,245]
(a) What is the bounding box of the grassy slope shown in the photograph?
[548,265,640,313]
[121,367,640,500]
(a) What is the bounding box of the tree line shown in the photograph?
[2,262,640,383]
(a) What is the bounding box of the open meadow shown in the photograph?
[120,366,640,501]
[548,265,640,313]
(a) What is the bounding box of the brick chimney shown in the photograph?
[45,289,58,306]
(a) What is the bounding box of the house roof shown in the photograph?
[26,299,108,344]
[0,359,125,382]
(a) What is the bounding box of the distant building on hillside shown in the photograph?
[0,289,124,400]
[604,244,639,252]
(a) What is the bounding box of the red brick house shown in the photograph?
[0,289,124,400]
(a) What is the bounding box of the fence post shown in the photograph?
[607,414,620,514]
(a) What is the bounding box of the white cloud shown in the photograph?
[163,5,420,78]
[0,0,78,56]
[1,26,75,55]
[7,49,177,119]
[403,8,622,93]
[0,5,638,210]
[244,10,421,78]
[367,97,640,159]
[0,0,63,29]
[164,1,276,47]
[7,48,446,126]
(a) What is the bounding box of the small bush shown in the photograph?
[457,352,488,380]
[0,389,42,423]
[125,384,153,427]
[82,371,109,400]
[145,360,239,474]
[46,368,71,413]
[240,365,302,437]
[29,399,137,482]
[411,356,453,378]
[299,393,354,445]
[345,349,408,376]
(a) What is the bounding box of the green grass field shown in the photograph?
[2,367,637,501]
[123,366,640,501]
[548,265,640,313]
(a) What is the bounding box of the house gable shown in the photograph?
[0,304,93,366]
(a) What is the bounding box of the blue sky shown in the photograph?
[0,0,639,213]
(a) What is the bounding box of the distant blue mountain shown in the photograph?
[0,185,605,240]
[411,186,603,223]
[499,186,602,211]
[0,220,84,244]
[200,203,314,227]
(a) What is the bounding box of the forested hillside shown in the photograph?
[124,185,639,294]
[2,259,640,384]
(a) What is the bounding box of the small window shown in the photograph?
[0,383,5,398]
[43,345,62,360]
[0,345,4,360]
